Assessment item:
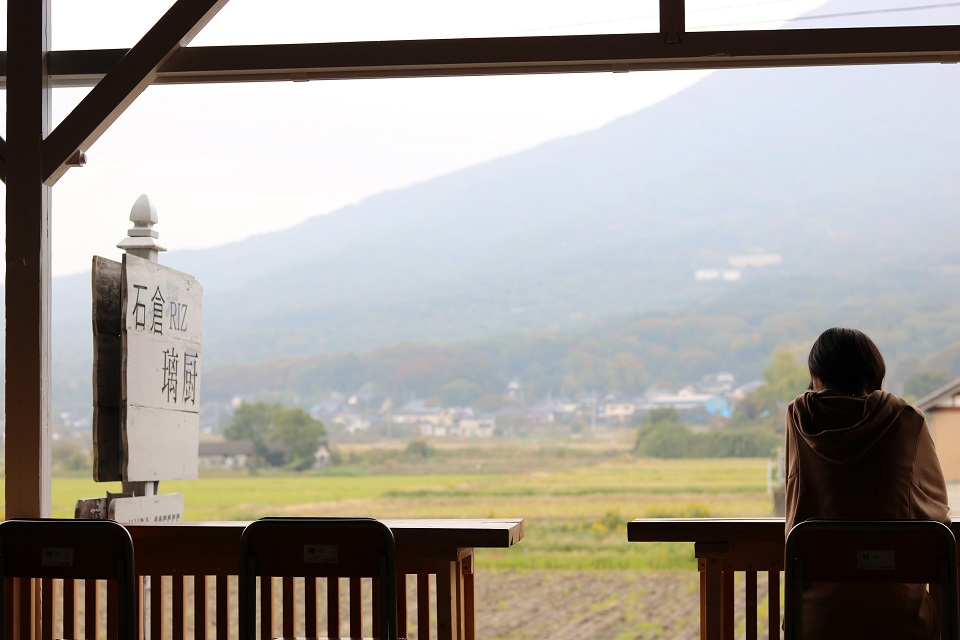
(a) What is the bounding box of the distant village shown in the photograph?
[204,371,760,450]
[46,368,766,472]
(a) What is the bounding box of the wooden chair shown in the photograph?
[0,518,137,640]
[785,519,960,640]
[239,517,398,640]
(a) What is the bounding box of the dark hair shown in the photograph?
[807,327,885,396]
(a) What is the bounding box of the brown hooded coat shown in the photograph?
[785,390,950,639]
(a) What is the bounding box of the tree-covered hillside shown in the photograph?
[202,266,960,408]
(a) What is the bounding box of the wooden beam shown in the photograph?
[0,135,7,184]
[0,24,957,90]
[660,0,685,42]
[5,0,53,519]
[149,26,960,77]
[41,0,229,185]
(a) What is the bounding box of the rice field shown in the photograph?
[28,438,776,571]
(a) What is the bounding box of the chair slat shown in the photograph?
[63,578,77,640]
[282,575,295,638]
[745,571,757,640]
[173,575,186,640]
[328,576,340,639]
[195,574,209,640]
[150,575,165,640]
[260,575,274,640]
[768,570,780,640]
[216,574,230,640]
[350,576,362,638]
[40,578,53,640]
[107,579,119,640]
[17,579,31,640]
[305,576,318,637]
[85,579,100,640]
[418,573,431,640]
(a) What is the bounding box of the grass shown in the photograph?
[6,437,777,570]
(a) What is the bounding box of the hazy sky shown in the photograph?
[1,0,848,276]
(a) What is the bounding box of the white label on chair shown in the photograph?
[857,550,895,570]
[42,548,74,567]
[304,544,338,563]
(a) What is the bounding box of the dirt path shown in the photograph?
[472,570,777,640]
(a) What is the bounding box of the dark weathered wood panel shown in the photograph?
[92,256,123,482]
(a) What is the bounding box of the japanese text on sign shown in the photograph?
[121,253,203,481]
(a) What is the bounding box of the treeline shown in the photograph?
[203,279,960,408]
[204,315,765,407]
[635,418,781,458]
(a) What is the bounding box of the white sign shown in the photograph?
[122,254,203,481]
[109,494,185,523]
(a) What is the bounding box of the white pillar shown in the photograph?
[116,194,166,497]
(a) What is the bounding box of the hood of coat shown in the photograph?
[788,390,911,465]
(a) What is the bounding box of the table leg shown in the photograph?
[461,553,476,640]
[435,560,460,640]
[702,556,723,640]
[722,570,735,640]
[700,570,707,640]
[696,541,735,640]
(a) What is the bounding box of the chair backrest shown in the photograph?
[0,518,137,640]
[784,519,960,640]
[239,517,398,640]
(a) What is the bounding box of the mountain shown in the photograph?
[171,69,960,358]
[40,0,960,411]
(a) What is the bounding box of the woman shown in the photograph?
[785,327,950,639]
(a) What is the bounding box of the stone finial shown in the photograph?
[117,194,167,262]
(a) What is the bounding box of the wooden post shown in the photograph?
[5,0,53,520]
[660,0,685,43]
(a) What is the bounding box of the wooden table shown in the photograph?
[127,518,525,640]
[628,518,960,640]
[382,518,525,640]
[627,518,785,640]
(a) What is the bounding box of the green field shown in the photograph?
[19,442,775,571]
